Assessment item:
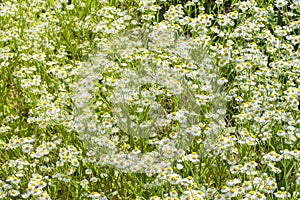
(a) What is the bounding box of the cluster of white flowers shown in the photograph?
[73,27,226,175]
[1,0,300,199]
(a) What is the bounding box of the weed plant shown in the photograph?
[0,0,300,199]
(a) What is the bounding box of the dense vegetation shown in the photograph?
[0,0,300,199]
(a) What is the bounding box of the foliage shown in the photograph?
[0,0,300,199]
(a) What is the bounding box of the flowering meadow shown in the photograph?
[1,0,300,199]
